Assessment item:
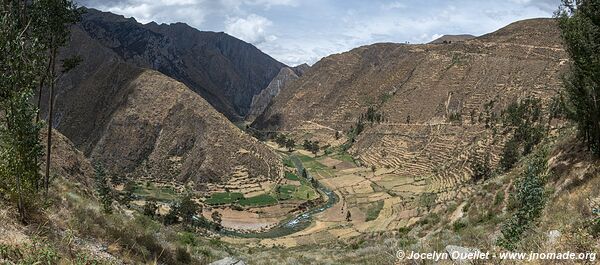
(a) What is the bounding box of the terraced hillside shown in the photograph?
[248,19,567,237]
[253,18,567,223]
[39,25,283,186]
[255,18,565,131]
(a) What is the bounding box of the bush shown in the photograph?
[453,219,468,232]
[497,151,548,250]
[470,155,492,182]
[500,136,521,172]
[143,199,158,217]
[175,247,192,264]
[94,164,113,214]
[419,193,437,211]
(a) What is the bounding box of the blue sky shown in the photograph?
[77,0,560,66]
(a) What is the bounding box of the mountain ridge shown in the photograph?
[40,24,283,186]
[78,8,287,121]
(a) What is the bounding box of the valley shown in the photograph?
[1,2,599,264]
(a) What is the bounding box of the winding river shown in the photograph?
[220,155,339,238]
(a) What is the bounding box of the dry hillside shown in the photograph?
[254,18,567,207]
[39,25,283,186]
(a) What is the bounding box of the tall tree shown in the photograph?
[0,1,45,222]
[29,0,81,194]
[557,0,600,156]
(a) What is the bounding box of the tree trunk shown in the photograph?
[44,46,57,195]
[36,56,52,122]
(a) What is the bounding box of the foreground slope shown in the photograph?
[41,25,282,185]
[78,8,286,120]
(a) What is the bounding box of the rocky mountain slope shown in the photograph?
[77,8,286,121]
[40,25,283,186]
[253,18,567,203]
[246,64,310,123]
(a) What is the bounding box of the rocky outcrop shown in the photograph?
[246,67,304,123]
[77,8,286,121]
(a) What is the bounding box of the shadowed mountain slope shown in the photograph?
[77,8,286,121]
[40,25,282,185]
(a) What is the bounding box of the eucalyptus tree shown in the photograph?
[0,1,45,222]
[30,0,81,194]
[0,0,80,222]
[557,0,600,155]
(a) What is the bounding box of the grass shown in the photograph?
[132,181,179,202]
[276,184,297,200]
[298,154,334,177]
[238,194,278,207]
[366,201,384,221]
[205,192,244,205]
[283,158,295,168]
[285,172,300,181]
[294,184,319,200]
[332,152,355,164]
[275,183,319,201]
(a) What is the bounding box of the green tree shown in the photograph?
[179,194,199,228]
[470,154,492,182]
[94,164,113,214]
[285,138,295,152]
[500,137,521,172]
[119,180,136,207]
[0,2,46,223]
[498,151,548,250]
[32,0,82,194]
[143,199,158,218]
[163,204,180,225]
[557,0,600,156]
[211,211,223,231]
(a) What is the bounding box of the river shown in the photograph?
[219,154,339,238]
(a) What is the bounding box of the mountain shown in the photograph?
[40,24,283,185]
[253,18,566,195]
[245,64,310,122]
[77,8,287,121]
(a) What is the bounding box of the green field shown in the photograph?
[298,154,329,171]
[293,184,319,200]
[132,182,179,202]
[366,201,384,221]
[205,192,244,205]
[332,152,355,163]
[283,158,295,168]
[238,194,278,207]
[275,184,297,200]
[285,172,300,181]
[274,183,319,201]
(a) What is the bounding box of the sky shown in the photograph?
[76,0,561,66]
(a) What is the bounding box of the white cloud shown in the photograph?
[225,14,277,45]
[381,1,406,10]
[78,0,560,66]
